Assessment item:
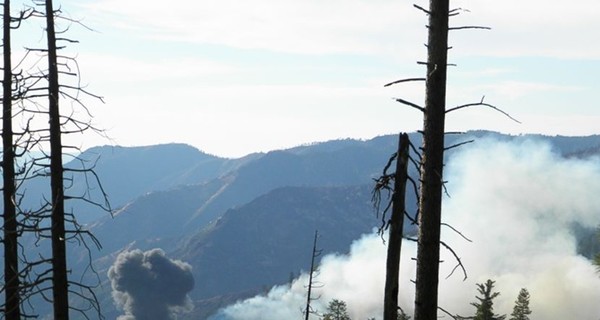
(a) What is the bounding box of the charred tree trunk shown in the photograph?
[383,133,410,320]
[414,1,449,320]
[45,0,70,318]
[304,230,321,320]
[2,1,22,318]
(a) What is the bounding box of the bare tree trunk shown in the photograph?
[383,133,409,320]
[304,230,320,320]
[2,1,22,318]
[45,0,70,318]
[413,1,449,319]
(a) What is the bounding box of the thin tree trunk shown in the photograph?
[304,230,319,320]
[45,0,70,318]
[413,1,449,319]
[383,133,410,320]
[2,1,22,318]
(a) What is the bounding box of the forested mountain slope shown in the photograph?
[19,131,600,319]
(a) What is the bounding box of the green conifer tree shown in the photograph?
[471,279,506,320]
[323,299,351,320]
[509,288,532,320]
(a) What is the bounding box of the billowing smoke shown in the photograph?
[107,248,195,320]
[210,234,391,320]
[211,138,600,320]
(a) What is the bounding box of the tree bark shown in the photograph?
[383,133,409,320]
[413,1,449,319]
[45,0,70,318]
[2,1,22,318]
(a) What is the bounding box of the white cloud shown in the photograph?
[81,81,422,158]
[448,0,600,58]
[76,54,238,85]
[49,0,600,157]
[77,0,423,58]
[478,81,584,100]
[75,0,600,59]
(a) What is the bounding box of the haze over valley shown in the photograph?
[16,131,599,319]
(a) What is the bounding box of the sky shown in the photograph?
[10,0,600,157]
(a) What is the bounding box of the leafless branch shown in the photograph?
[446,96,521,123]
[440,240,467,280]
[394,97,425,112]
[449,25,491,31]
[444,140,474,151]
[441,223,472,242]
[448,7,471,17]
[384,77,426,87]
[413,4,430,15]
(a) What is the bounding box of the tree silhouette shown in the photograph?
[509,288,531,320]
[471,279,506,320]
[373,133,412,320]
[413,1,450,319]
[43,0,71,317]
[2,0,21,318]
[323,299,351,320]
[0,0,111,317]
[387,2,511,318]
[304,230,323,320]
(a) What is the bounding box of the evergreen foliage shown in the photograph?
[509,288,532,320]
[471,279,506,320]
[323,299,351,320]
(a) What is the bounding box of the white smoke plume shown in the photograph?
[108,248,195,320]
[211,138,600,320]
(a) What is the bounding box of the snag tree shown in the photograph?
[386,1,516,319]
[0,0,110,317]
[2,0,21,318]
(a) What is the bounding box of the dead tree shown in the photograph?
[413,1,450,319]
[372,133,411,320]
[304,230,323,320]
[2,0,22,318]
[43,0,71,317]
[373,132,421,320]
[383,133,410,320]
[386,2,518,320]
[41,1,110,317]
[0,0,111,317]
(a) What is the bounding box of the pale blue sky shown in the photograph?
[11,0,600,157]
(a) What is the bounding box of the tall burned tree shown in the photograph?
[0,0,109,317]
[44,0,70,317]
[2,0,21,318]
[10,0,110,317]
[385,1,516,319]
[413,1,450,319]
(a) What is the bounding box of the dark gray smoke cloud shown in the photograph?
[108,248,195,320]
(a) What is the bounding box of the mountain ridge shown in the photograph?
[16,131,600,319]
